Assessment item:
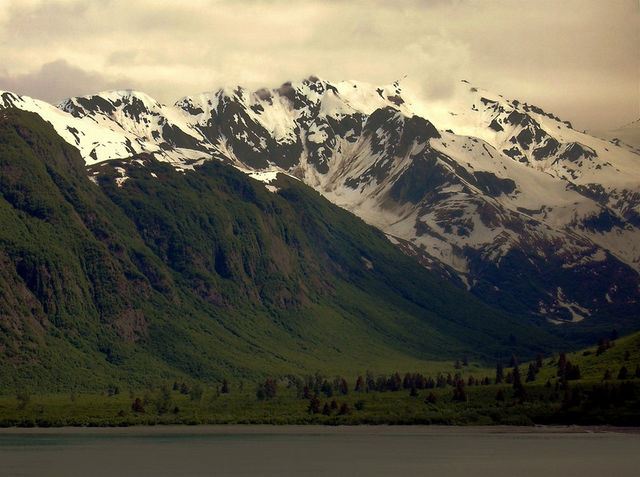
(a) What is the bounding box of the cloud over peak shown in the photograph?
[0,0,637,130]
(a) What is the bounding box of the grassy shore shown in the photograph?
[2,330,638,427]
[0,379,638,428]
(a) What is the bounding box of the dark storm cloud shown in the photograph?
[0,60,133,103]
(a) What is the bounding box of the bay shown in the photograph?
[0,425,638,476]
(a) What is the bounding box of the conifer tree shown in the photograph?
[390,372,402,391]
[618,366,629,380]
[366,371,375,392]
[339,377,349,395]
[512,364,521,388]
[526,363,537,382]
[264,379,277,398]
[257,379,278,400]
[596,338,609,356]
[131,397,145,413]
[308,396,321,414]
[512,363,526,401]
[557,351,567,376]
[566,363,581,381]
[496,363,504,384]
[505,371,513,384]
[452,380,467,402]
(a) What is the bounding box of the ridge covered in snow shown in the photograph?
[2,77,639,324]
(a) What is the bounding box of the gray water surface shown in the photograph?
[0,425,638,476]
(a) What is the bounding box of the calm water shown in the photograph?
[0,425,638,477]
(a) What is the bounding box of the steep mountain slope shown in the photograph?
[0,108,563,392]
[2,77,639,330]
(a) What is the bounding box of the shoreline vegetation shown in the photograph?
[1,383,638,428]
[2,365,638,428]
[2,332,638,429]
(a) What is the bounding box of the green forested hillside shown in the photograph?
[0,109,561,393]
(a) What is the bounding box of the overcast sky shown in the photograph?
[0,0,637,130]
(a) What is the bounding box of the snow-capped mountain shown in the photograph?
[2,77,639,325]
